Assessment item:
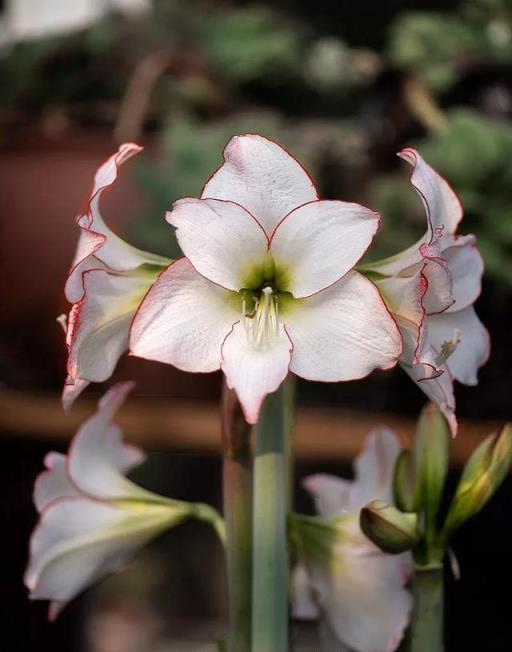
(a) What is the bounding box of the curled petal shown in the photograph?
[399,147,463,238]
[285,271,401,382]
[65,144,168,303]
[130,258,238,372]
[402,361,457,436]
[166,198,268,291]
[34,453,79,513]
[202,134,318,235]
[221,321,293,424]
[25,498,176,616]
[66,382,149,501]
[428,307,490,386]
[270,200,380,298]
[64,270,155,404]
[443,237,483,312]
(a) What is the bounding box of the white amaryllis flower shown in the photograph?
[25,382,222,620]
[130,134,402,423]
[361,149,489,433]
[62,143,169,409]
[291,428,412,652]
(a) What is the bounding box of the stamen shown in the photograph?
[435,328,461,367]
[243,286,281,347]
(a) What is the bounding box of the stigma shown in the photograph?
[243,286,281,347]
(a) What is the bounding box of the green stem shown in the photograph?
[221,382,253,652]
[252,381,294,652]
[408,566,444,652]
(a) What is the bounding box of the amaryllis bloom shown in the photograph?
[361,149,489,433]
[63,144,169,408]
[130,135,401,423]
[291,428,412,652]
[25,382,222,619]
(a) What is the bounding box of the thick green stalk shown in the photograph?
[252,381,294,652]
[221,383,253,652]
[408,566,444,652]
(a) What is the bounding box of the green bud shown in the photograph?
[360,500,421,554]
[393,450,417,513]
[412,403,450,537]
[443,424,512,536]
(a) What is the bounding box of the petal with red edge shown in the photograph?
[65,269,154,393]
[428,306,489,386]
[130,258,238,372]
[443,236,483,312]
[202,134,318,235]
[221,321,293,424]
[399,148,463,237]
[62,378,90,412]
[166,198,268,291]
[285,271,401,382]
[402,361,457,436]
[270,200,380,298]
[65,144,168,303]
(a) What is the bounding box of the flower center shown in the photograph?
[242,285,281,347]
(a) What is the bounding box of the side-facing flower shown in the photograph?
[62,144,170,409]
[291,428,412,652]
[25,382,222,619]
[130,134,401,423]
[361,149,489,433]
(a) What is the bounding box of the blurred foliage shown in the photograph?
[0,0,511,291]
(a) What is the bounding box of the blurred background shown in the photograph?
[1,0,511,650]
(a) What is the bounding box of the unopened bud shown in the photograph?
[393,450,417,513]
[443,424,512,536]
[412,403,450,536]
[360,500,421,554]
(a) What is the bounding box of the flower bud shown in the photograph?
[443,424,512,536]
[411,403,450,536]
[360,500,421,554]
[393,450,417,513]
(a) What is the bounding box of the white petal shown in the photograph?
[320,548,412,652]
[402,361,457,436]
[65,144,168,303]
[302,474,352,517]
[202,134,318,235]
[62,378,90,412]
[130,258,238,372]
[428,307,489,386]
[399,147,463,237]
[420,250,454,315]
[285,271,401,382]
[34,453,79,513]
[270,200,380,298]
[67,382,150,501]
[166,198,268,291]
[291,564,320,620]
[25,498,173,609]
[443,236,483,312]
[350,428,402,509]
[65,270,154,394]
[304,516,412,652]
[221,321,293,424]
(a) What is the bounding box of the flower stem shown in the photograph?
[221,382,253,652]
[252,380,294,652]
[408,566,444,652]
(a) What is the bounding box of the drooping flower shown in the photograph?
[25,382,223,619]
[130,135,402,423]
[291,428,412,652]
[361,149,489,433]
[62,144,170,408]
